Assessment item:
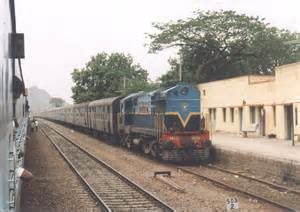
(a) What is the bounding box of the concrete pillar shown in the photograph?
[243,106,250,131]
[276,105,285,139]
[255,106,260,125]
[234,108,239,133]
[264,105,275,136]
[225,107,229,131]
[202,108,210,131]
[236,107,243,133]
[216,107,223,131]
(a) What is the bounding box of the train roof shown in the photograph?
[89,96,122,106]
[120,92,144,103]
[72,102,89,108]
[161,82,191,95]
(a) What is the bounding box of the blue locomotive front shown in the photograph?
[119,83,211,162]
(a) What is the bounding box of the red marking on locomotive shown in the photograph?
[161,131,210,149]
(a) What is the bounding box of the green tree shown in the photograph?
[147,10,300,87]
[123,80,159,95]
[71,52,154,103]
[49,97,65,108]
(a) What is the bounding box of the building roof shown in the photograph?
[199,62,300,86]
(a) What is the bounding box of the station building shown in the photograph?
[198,62,300,141]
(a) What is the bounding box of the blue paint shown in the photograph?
[121,83,201,133]
[0,1,28,211]
[162,83,200,121]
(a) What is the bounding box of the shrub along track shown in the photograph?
[40,122,174,212]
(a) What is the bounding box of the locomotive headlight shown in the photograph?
[191,136,200,141]
[181,101,189,111]
[180,87,189,95]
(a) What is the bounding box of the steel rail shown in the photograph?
[40,126,111,212]
[204,164,300,195]
[178,167,296,212]
[42,121,174,212]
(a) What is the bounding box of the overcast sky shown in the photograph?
[16,0,300,103]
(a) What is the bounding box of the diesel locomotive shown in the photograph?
[40,83,212,162]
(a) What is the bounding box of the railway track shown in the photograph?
[178,165,300,211]
[41,119,298,211]
[40,122,174,212]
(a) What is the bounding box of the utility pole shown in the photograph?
[179,52,182,81]
[123,76,126,90]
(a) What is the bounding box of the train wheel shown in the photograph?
[126,139,132,149]
[120,135,127,147]
[142,143,151,154]
[150,143,158,157]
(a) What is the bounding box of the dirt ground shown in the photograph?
[47,121,281,211]
[21,130,101,212]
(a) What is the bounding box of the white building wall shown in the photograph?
[199,62,300,141]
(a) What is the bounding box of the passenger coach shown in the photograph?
[88,97,122,142]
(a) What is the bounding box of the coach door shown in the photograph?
[258,106,266,136]
[285,105,294,140]
[239,107,243,132]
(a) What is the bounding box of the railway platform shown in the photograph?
[211,132,300,187]
[212,132,300,164]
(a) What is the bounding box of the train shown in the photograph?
[40,83,212,162]
[0,0,29,211]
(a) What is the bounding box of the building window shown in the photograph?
[296,107,298,126]
[203,89,206,96]
[250,106,256,124]
[223,108,226,122]
[273,106,276,126]
[230,108,234,123]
